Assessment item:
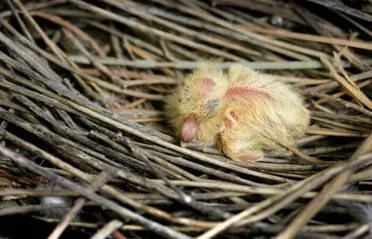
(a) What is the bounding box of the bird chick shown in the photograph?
[165,64,310,162]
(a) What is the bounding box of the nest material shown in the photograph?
[0,0,371,238]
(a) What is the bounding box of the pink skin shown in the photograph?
[181,116,198,144]
[201,77,215,92]
[180,78,214,146]
[225,87,271,99]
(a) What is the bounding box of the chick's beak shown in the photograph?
[180,116,198,147]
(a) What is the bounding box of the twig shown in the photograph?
[276,133,372,238]
[67,57,372,70]
[48,168,117,239]
[0,144,192,239]
[90,220,124,239]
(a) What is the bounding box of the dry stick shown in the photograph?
[0,32,95,108]
[30,11,106,57]
[146,4,304,62]
[286,145,335,166]
[2,34,63,87]
[314,113,369,128]
[335,32,369,73]
[312,100,334,114]
[305,128,369,138]
[1,101,124,171]
[89,131,186,181]
[0,0,66,18]
[0,145,192,239]
[85,15,260,61]
[311,111,372,125]
[122,37,137,60]
[0,131,218,230]
[293,3,368,71]
[56,108,80,130]
[0,24,164,101]
[108,32,131,93]
[303,91,372,118]
[342,222,372,239]
[51,28,62,44]
[195,153,372,239]
[333,49,361,90]
[11,95,148,171]
[6,0,35,43]
[111,230,128,239]
[303,0,372,22]
[0,78,82,117]
[0,38,171,141]
[121,137,232,219]
[109,28,131,88]
[160,39,178,62]
[112,78,176,87]
[48,168,117,239]
[90,131,194,181]
[307,69,372,93]
[11,0,66,62]
[104,0,260,58]
[25,11,108,101]
[0,19,104,103]
[67,57,372,70]
[239,25,372,50]
[62,28,124,87]
[150,151,285,186]
[264,75,331,85]
[62,221,346,237]
[349,168,372,182]
[0,107,13,141]
[311,117,371,133]
[213,1,298,27]
[1,125,371,206]
[310,80,372,107]
[124,39,175,77]
[0,204,70,216]
[277,133,372,238]
[68,0,247,62]
[0,70,168,151]
[229,160,326,173]
[212,0,304,24]
[155,0,326,58]
[111,28,125,61]
[337,12,372,38]
[116,224,341,238]
[90,220,124,239]
[0,189,78,198]
[321,57,372,111]
[151,179,335,200]
[170,0,310,61]
[83,116,193,180]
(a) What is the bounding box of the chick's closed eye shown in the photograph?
[201,98,221,117]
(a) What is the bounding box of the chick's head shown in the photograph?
[165,66,228,145]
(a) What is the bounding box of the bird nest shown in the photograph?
[0,0,371,239]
